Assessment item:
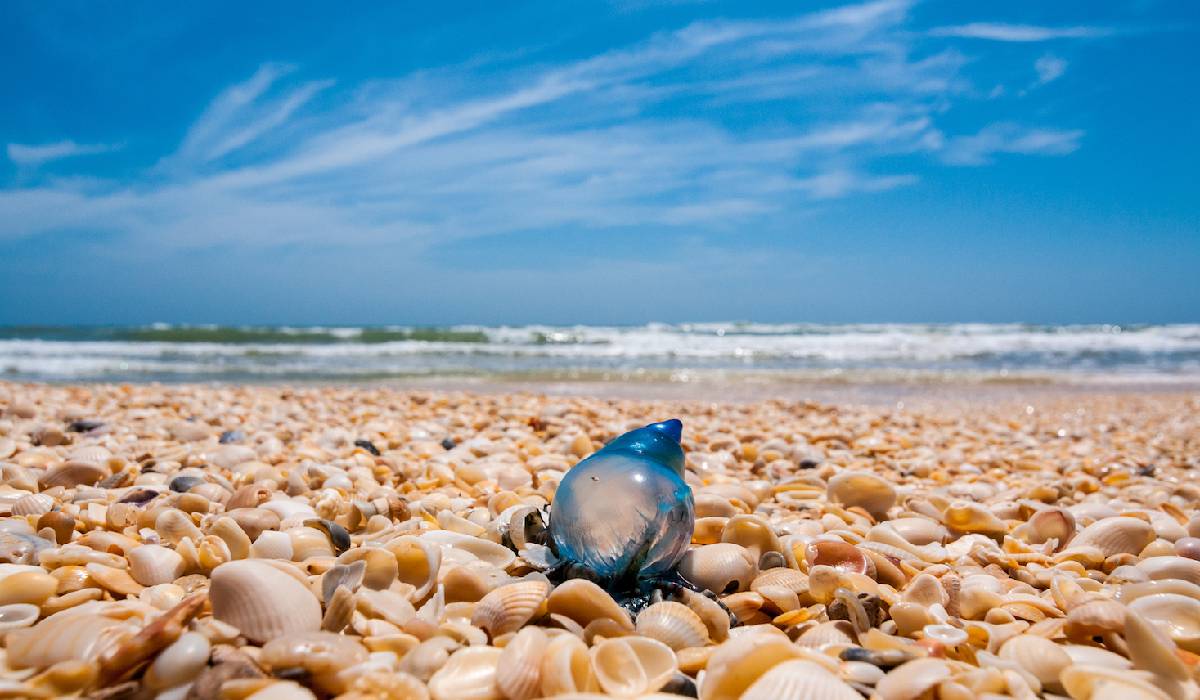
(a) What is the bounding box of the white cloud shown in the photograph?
[930,23,1111,42]
[6,140,120,167]
[941,123,1083,165]
[1034,53,1068,86]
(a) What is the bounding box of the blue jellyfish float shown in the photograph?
[548,419,695,593]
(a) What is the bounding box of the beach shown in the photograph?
[1,379,1198,698]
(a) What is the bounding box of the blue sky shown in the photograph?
[1,0,1196,325]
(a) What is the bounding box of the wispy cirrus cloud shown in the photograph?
[1033,53,1068,86]
[0,0,1092,257]
[930,23,1112,42]
[6,140,121,167]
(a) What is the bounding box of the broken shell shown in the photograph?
[1021,507,1077,549]
[0,603,39,632]
[1073,517,1156,558]
[1064,598,1127,638]
[591,635,677,697]
[888,517,947,546]
[260,631,369,695]
[943,501,1007,537]
[250,530,294,560]
[546,579,633,630]
[210,560,321,643]
[698,633,802,700]
[1135,555,1200,585]
[6,611,132,668]
[636,601,710,650]
[471,579,550,638]
[826,471,896,518]
[154,509,201,545]
[127,545,185,587]
[678,543,756,595]
[387,535,442,602]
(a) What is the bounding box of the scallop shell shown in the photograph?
[5,610,133,668]
[546,578,633,630]
[998,634,1071,691]
[1127,592,1200,652]
[797,621,855,650]
[826,471,896,518]
[741,659,862,700]
[591,635,677,697]
[496,626,547,700]
[11,493,55,517]
[210,560,321,643]
[1072,516,1155,558]
[636,601,710,650]
[127,544,185,586]
[1064,598,1127,638]
[698,633,803,700]
[678,543,756,595]
[540,632,597,696]
[471,579,549,638]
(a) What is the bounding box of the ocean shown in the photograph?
[1,323,1198,386]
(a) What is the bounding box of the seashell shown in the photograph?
[1124,609,1191,686]
[591,635,677,697]
[226,508,281,542]
[289,526,335,561]
[357,587,417,628]
[420,530,515,569]
[127,545,185,586]
[1019,507,1076,549]
[0,569,57,606]
[1175,537,1200,561]
[741,659,862,700]
[321,560,366,603]
[900,573,947,607]
[443,565,491,603]
[471,579,549,638]
[540,632,598,696]
[39,461,108,489]
[636,601,710,650]
[210,560,321,643]
[678,543,756,595]
[261,631,369,695]
[1072,516,1155,558]
[888,517,946,546]
[720,515,783,562]
[387,535,442,601]
[143,630,210,691]
[1059,664,1173,700]
[998,634,1070,692]
[942,501,1007,537]
[1062,644,1132,669]
[399,637,458,682]
[873,658,953,700]
[826,471,896,518]
[805,540,874,577]
[337,547,397,590]
[496,626,547,700]
[546,578,633,630]
[678,587,731,643]
[36,511,75,545]
[6,610,133,668]
[304,518,351,555]
[428,645,502,700]
[210,517,252,561]
[797,620,855,650]
[0,603,39,631]
[1127,592,1200,652]
[12,493,55,517]
[155,508,201,545]
[1136,555,1200,585]
[321,583,355,632]
[698,633,803,700]
[251,530,294,560]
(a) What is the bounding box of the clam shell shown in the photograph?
[873,658,953,700]
[39,461,108,489]
[805,540,873,577]
[420,530,515,568]
[1124,609,1190,684]
[1073,516,1155,558]
[1136,555,1200,585]
[127,544,185,586]
[720,515,783,561]
[1059,664,1172,700]
[741,659,862,700]
[546,579,633,630]
[678,543,756,595]
[260,631,369,695]
[636,601,710,650]
[998,634,1070,691]
[540,632,598,696]
[155,509,201,545]
[888,517,947,546]
[698,633,803,700]
[471,579,549,638]
[496,626,547,700]
[591,635,677,697]
[1127,592,1200,652]
[826,471,896,518]
[11,493,55,517]
[0,570,57,606]
[210,560,321,643]
[251,530,294,560]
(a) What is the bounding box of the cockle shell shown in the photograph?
[496,626,547,700]
[1064,598,1127,638]
[998,634,1071,691]
[127,545,185,586]
[471,579,549,638]
[11,493,55,517]
[698,633,803,700]
[39,461,108,489]
[545,579,633,630]
[540,632,598,696]
[210,560,321,643]
[741,659,862,700]
[1073,517,1155,558]
[826,471,896,518]
[678,543,756,595]
[636,601,710,650]
[591,635,678,697]
[1127,593,1200,652]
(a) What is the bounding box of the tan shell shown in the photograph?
[0,603,39,632]
[5,610,133,668]
[636,601,710,650]
[496,626,547,700]
[1021,507,1076,549]
[805,540,873,577]
[698,633,803,700]
[796,621,854,650]
[427,645,503,700]
[873,658,953,700]
[1073,516,1155,558]
[741,659,862,700]
[0,570,57,606]
[888,517,947,546]
[155,508,201,545]
[261,631,369,695]
[127,545,185,586]
[1124,609,1191,685]
[998,634,1071,691]
[143,630,210,691]
[387,535,442,601]
[210,560,321,643]
[1127,592,1200,652]
[826,471,896,518]
[1059,664,1173,700]
[678,543,756,595]
[470,579,549,638]
[942,501,1007,536]
[540,632,598,696]
[720,515,783,561]
[1136,555,1200,585]
[591,635,677,697]
[250,530,294,560]
[11,493,55,517]
[546,579,633,630]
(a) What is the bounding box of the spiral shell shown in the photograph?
[471,579,549,638]
[210,560,321,643]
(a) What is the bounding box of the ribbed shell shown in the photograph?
[546,579,633,630]
[5,610,133,668]
[636,601,710,650]
[11,493,55,516]
[427,645,502,700]
[741,660,862,700]
[496,626,547,700]
[1073,517,1155,558]
[210,560,321,643]
[998,634,1071,688]
[1137,556,1200,585]
[471,579,549,637]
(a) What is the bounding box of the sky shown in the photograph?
[1,0,1197,326]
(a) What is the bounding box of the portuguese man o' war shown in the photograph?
[548,418,695,590]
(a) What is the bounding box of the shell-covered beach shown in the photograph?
[0,381,1198,699]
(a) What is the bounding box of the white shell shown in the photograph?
[128,544,185,586]
[1073,517,1155,558]
[251,530,294,560]
[741,659,862,700]
[427,645,502,700]
[210,560,321,643]
[496,626,547,700]
[591,635,678,697]
[11,493,55,516]
[144,631,211,690]
[636,601,710,650]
